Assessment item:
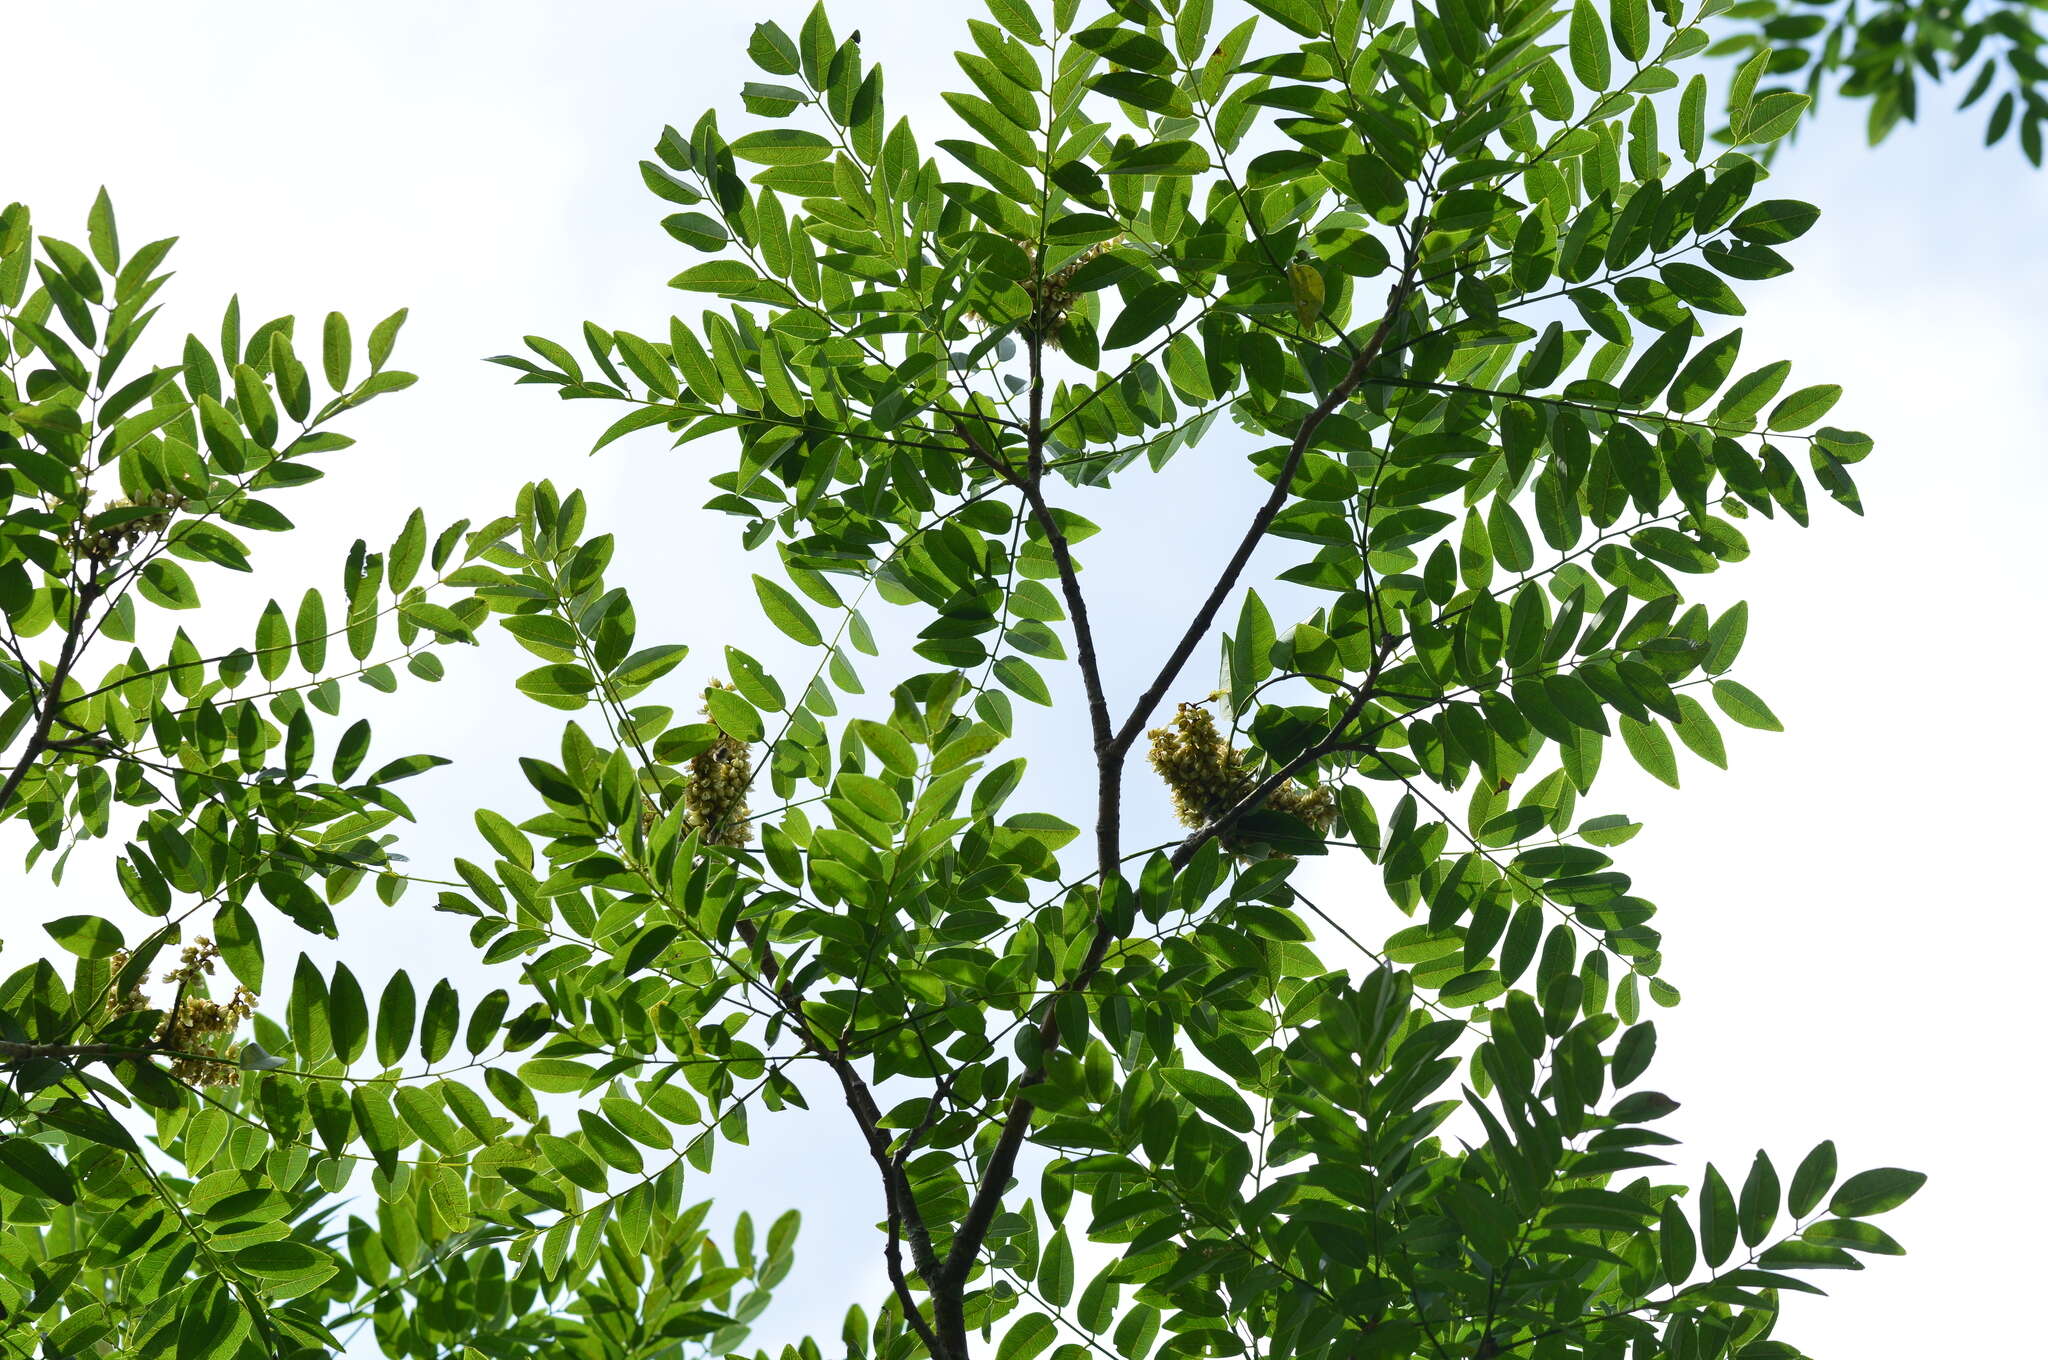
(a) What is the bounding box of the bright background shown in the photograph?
[7,2,2044,1356]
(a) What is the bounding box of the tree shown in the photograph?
[1721,0,2048,159]
[2,2,1933,1358]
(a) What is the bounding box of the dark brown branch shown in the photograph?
[934,316,1133,1295]
[946,368,1121,874]
[943,249,1426,1301]
[1107,259,1421,760]
[0,1039,227,1068]
[1015,479,1112,759]
[733,916,946,1344]
[0,581,102,814]
[0,1040,138,1063]
[1015,473,1118,883]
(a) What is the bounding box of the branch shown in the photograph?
[942,234,1430,1296]
[0,581,102,813]
[0,1038,227,1069]
[1015,332,1118,872]
[1107,255,1422,759]
[733,915,947,1322]
[1016,479,1111,754]
[945,380,1118,848]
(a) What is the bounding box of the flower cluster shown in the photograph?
[105,938,257,1086]
[1149,702,1251,829]
[74,489,187,561]
[1147,700,1336,856]
[686,680,754,847]
[967,237,1129,349]
[1267,775,1337,836]
[158,937,258,1084]
[158,989,258,1085]
[1021,237,1123,348]
[104,950,152,1018]
[161,938,220,988]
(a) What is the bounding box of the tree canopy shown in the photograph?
[0,1,1965,1358]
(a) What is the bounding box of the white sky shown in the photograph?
[6,2,2045,1357]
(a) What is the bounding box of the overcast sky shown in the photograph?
[7,3,2045,1356]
